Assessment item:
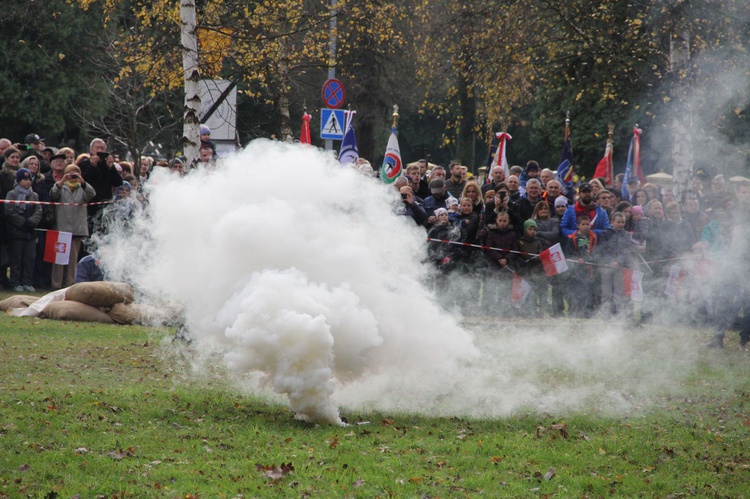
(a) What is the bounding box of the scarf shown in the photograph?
[65,181,81,190]
[14,185,34,215]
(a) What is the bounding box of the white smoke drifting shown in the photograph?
[97,141,711,425]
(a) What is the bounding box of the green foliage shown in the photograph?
[0,0,109,145]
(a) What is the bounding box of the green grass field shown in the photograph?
[1,307,748,498]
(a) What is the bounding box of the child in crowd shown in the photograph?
[564,214,598,317]
[200,125,217,157]
[597,211,640,316]
[631,205,650,244]
[481,211,519,314]
[554,196,568,220]
[532,200,559,247]
[427,208,458,274]
[516,219,546,313]
[4,168,42,291]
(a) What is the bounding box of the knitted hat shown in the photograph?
[429,178,445,193]
[523,219,538,231]
[632,205,644,216]
[554,196,568,208]
[16,168,32,183]
[200,125,211,136]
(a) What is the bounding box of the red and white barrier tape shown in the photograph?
[0,199,113,207]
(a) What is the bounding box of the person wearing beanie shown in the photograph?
[423,178,450,227]
[518,160,541,196]
[49,165,96,290]
[200,124,217,158]
[516,215,546,312]
[4,168,43,292]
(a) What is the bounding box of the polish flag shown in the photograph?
[539,243,568,276]
[623,268,644,302]
[43,230,73,265]
[511,274,532,308]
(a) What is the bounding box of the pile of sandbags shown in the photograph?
[5,281,178,326]
[0,295,39,311]
[38,282,135,323]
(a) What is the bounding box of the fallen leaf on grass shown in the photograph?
[329,436,339,449]
[491,456,503,463]
[382,419,395,426]
[409,477,423,484]
[354,478,365,488]
[256,463,294,481]
[543,467,556,481]
[74,448,89,454]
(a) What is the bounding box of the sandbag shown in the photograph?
[41,301,114,323]
[0,295,38,311]
[109,303,174,325]
[65,282,134,308]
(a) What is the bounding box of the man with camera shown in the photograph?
[78,138,123,231]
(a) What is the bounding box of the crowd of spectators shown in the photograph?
[1,132,747,349]
[389,158,750,350]
[0,132,216,294]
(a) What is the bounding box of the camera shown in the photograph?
[96,152,109,159]
[499,191,506,200]
[401,193,408,200]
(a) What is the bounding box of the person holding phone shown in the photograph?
[49,165,96,289]
[398,185,427,227]
[77,138,122,232]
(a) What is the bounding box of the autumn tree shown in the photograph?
[0,0,109,145]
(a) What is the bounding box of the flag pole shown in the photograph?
[564,110,570,143]
[392,104,399,128]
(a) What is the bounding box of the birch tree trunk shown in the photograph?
[670,23,692,201]
[181,0,201,166]
[277,13,293,143]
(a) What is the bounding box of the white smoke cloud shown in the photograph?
[97,140,478,424]
[95,140,716,425]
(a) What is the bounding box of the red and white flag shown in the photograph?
[492,132,512,179]
[511,274,532,308]
[539,243,568,276]
[43,230,73,265]
[592,137,614,186]
[623,268,644,302]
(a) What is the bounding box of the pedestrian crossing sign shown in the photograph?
[320,108,346,140]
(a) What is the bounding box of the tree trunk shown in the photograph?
[455,74,477,172]
[278,36,293,143]
[670,23,692,201]
[181,0,201,166]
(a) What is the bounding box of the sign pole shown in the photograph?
[325,0,337,152]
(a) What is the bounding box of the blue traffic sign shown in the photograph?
[320,108,346,140]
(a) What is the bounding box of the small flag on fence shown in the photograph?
[43,230,73,265]
[664,264,685,297]
[539,243,568,276]
[623,268,644,302]
[511,274,532,308]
